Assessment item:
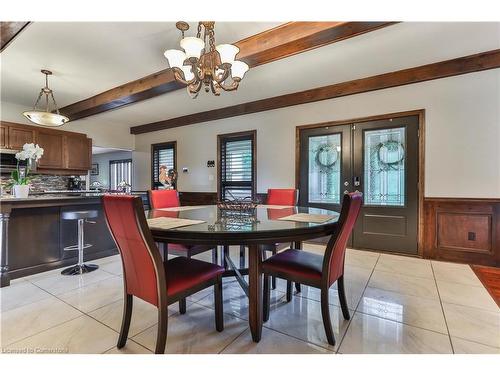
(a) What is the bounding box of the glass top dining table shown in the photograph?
[146,205,340,246]
[145,204,341,344]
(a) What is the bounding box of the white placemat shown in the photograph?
[277,213,336,223]
[147,217,205,230]
[257,204,294,209]
[158,205,207,212]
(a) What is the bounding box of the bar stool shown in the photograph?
[61,210,99,275]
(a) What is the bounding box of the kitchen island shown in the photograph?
[0,194,142,287]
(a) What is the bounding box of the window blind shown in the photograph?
[220,136,254,200]
[152,143,175,188]
[109,159,132,190]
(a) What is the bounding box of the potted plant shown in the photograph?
[8,143,44,198]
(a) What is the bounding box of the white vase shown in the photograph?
[13,185,30,198]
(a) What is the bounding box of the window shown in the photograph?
[218,130,256,200]
[151,141,176,189]
[109,159,132,190]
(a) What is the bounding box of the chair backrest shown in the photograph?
[266,188,298,206]
[322,192,362,286]
[102,195,165,307]
[148,189,180,209]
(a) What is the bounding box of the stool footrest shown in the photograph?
[63,244,93,251]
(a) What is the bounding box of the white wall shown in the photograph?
[133,69,500,198]
[91,150,133,189]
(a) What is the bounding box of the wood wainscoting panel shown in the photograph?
[424,198,500,266]
[178,192,268,206]
[437,213,492,253]
[178,192,217,206]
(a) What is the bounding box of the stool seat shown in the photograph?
[62,210,98,220]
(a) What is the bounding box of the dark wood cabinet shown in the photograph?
[8,124,36,149]
[0,124,7,148]
[64,134,91,170]
[0,121,92,174]
[36,130,65,169]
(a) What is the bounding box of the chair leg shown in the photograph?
[117,293,133,349]
[295,282,301,293]
[155,304,168,354]
[320,288,336,346]
[337,275,351,320]
[263,274,270,322]
[239,245,245,268]
[286,281,292,302]
[271,248,277,290]
[179,298,186,314]
[214,275,224,332]
[212,248,218,265]
[223,246,229,270]
[294,241,301,293]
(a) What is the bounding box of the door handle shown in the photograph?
[354,176,360,187]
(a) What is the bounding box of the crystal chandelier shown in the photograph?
[22,70,69,127]
[164,21,249,98]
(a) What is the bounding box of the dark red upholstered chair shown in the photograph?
[262,192,362,346]
[239,189,299,289]
[103,195,224,354]
[148,189,217,262]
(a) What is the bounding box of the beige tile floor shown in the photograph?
[1,244,499,354]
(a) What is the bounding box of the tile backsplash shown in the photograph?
[0,174,71,194]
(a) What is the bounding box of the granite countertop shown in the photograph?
[0,193,105,202]
[0,191,148,203]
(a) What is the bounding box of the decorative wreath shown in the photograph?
[314,144,338,172]
[375,140,405,170]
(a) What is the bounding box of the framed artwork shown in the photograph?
[91,163,99,175]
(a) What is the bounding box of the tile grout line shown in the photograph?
[335,252,382,353]
[430,260,455,354]
[255,293,338,353]
[217,328,249,354]
[193,289,337,353]
[4,272,125,349]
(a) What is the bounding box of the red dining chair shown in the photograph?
[239,189,299,289]
[103,195,224,354]
[148,189,217,263]
[262,192,362,346]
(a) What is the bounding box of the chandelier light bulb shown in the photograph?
[216,44,240,64]
[164,49,186,69]
[180,37,205,59]
[181,66,195,81]
[231,61,249,79]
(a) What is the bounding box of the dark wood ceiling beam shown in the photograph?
[236,21,396,67]
[130,49,500,135]
[1,22,30,52]
[60,22,396,121]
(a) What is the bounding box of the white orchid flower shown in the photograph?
[15,150,28,161]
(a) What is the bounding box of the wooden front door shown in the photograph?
[298,115,420,254]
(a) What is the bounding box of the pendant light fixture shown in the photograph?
[23,69,69,127]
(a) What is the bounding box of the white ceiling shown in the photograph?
[1,22,499,147]
[0,21,281,106]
